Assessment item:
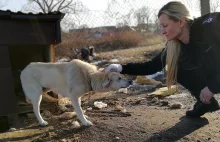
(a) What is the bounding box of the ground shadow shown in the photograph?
[145,116,209,142]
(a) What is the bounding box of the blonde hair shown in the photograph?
[158,1,193,88]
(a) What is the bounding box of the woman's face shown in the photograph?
[159,13,182,41]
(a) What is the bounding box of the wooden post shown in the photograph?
[50,44,55,62]
[200,0,210,16]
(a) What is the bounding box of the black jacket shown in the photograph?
[121,12,220,94]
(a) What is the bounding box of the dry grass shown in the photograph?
[55,31,165,60]
[96,43,165,64]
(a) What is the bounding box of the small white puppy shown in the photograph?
[20,59,131,126]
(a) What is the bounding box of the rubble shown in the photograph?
[94,101,108,109]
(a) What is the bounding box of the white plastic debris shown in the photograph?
[109,59,120,63]
[86,107,93,111]
[56,57,70,63]
[71,121,81,129]
[94,101,108,109]
[8,128,16,132]
[118,88,128,94]
[147,71,164,79]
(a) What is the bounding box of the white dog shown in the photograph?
[20,59,131,126]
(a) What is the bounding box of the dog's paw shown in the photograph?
[40,120,48,126]
[83,120,93,126]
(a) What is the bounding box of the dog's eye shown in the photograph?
[118,77,121,80]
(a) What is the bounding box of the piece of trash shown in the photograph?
[8,128,16,132]
[136,76,162,85]
[151,97,159,103]
[71,121,81,129]
[94,101,107,109]
[87,107,93,111]
[118,88,128,94]
[148,85,178,97]
[147,71,164,79]
[109,59,120,63]
[114,104,123,111]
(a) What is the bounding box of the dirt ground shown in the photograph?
[1,44,220,142]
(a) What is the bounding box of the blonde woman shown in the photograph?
[105,1,220,117]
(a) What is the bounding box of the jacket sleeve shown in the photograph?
[121,48,166,75]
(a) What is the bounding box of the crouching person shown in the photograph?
[105,1,220,117]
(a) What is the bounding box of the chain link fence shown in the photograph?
[55,0,210,60]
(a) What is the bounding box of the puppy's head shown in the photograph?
[102,72,131,90]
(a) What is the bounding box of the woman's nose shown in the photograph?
[161,27,166,35]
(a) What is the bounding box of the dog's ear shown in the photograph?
[102,72,113,88]
[102,79,111,88]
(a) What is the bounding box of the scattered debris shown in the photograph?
[148,85,178,97]
[109,59,120,63]
[118,88,128,94]
[8,128,16,132]
[94,101,108,109]
[71,121,81,129]
[135,76,162,85]
[169,102,183,109]
[86,107,93,111]
[43,110,51,117]
[151,97,159,103]
[56,112,78,119]
[147,71,164,79]
[160,100,169,106]
[58,105,69,112]
[56,57,71,63]
[114,104,126,112]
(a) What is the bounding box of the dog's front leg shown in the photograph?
[70,96,93,126]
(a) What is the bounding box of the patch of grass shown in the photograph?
[96,43,165,64]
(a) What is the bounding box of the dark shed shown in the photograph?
[0,10,64,131]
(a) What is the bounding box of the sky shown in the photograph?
[2,0,27,11]
[2,0,203,29]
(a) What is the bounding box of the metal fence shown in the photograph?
[55,0,218,59]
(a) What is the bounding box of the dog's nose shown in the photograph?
[128,80,133,85]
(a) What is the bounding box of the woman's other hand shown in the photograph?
[200,86,214,104]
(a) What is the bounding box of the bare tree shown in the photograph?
[22,0,88,32]
[23,0,84,13]
[134,6,151,31]
[210,0,220,12]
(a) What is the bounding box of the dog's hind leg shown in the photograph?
[69,95,93,126]
[21,76,48,126]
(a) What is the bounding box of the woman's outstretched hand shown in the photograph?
[104,64,122,73]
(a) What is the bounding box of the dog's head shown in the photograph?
[102,72,131,90]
